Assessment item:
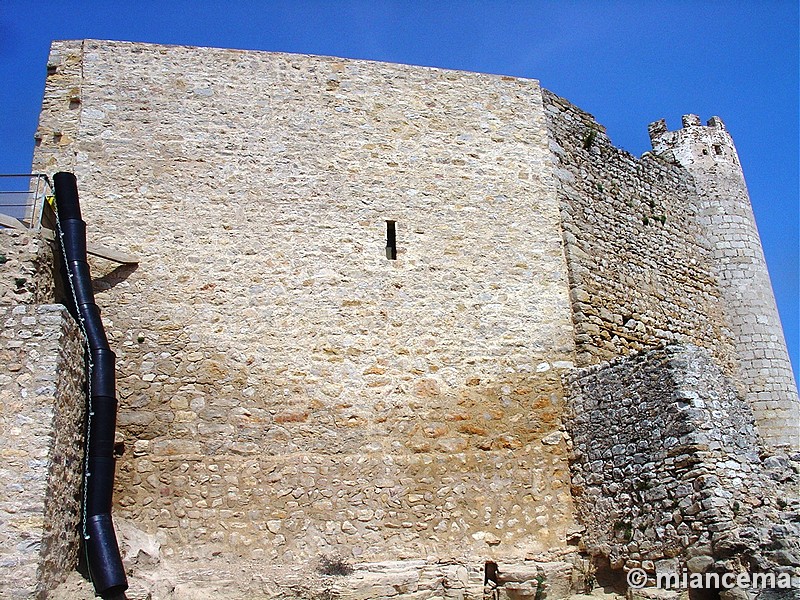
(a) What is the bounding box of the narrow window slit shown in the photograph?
[385,220,397,260]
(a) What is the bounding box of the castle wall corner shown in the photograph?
[0,304,86,598]
[31,41,581,568]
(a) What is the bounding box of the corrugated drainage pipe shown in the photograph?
[53,172,128,597]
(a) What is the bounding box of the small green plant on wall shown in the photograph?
[534,574,548,600]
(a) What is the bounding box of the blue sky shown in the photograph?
[1,1,797,380]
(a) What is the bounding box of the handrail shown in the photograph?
[0,173,52,230]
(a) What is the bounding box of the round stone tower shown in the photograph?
[649,115,798,450]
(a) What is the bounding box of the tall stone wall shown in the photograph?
[33,40,579,566]
[543,91,738,377]
[650,116,799,450]
[0,304,85,598]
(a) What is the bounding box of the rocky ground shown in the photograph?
[48,519,617,600]
[50,567,626,600]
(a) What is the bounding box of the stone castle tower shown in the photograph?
[649,115,798,447]
[1,40,797,598]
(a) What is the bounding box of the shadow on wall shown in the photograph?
[93,262,138,292]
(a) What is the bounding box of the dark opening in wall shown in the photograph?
[484,561,499,586]
[385,220,397,260]
[592,556,628,595]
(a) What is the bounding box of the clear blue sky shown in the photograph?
[1,1,797,380]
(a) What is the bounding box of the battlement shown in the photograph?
[648,113,740,170]
[648,113,725,138]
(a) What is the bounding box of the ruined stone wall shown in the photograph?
[33,40,579,566]
[543,91,738,377]
[0,215,86,597]
[564,344,798,587]
[0,304,85,598]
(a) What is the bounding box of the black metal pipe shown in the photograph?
[89,349,116,397]
[59,219,87,259]
[53,172,127,597]
[84,514,126,595]
[77,303,110,350]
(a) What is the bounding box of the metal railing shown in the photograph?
[0,174,53,230]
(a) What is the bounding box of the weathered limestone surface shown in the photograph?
[33,40,83,174]
[34,40,579,566]
[0,229,54,304]
[650,116,799,450]
[565,344,799,589]
[0,304,85,598]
